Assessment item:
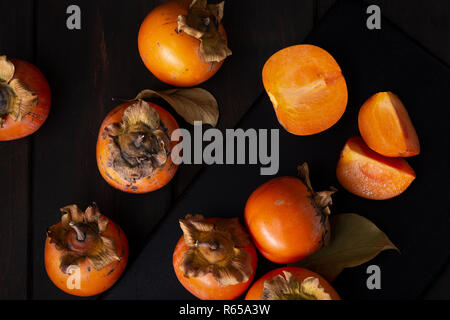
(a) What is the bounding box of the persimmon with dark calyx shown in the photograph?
[45,204,128,297]
[245,163,336,264]
[359,92,420,157]
[245,267,340,300]
[337,137,416,200]
[262,44,348,136]
[0,56,51,141]
[96,100,179,194]
[138,0,231,87]
[173,215,257,300]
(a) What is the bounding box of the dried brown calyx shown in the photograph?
[298,163,337,247]
[262,271,332,300]
[0,56,38,127]
[105,100,170,184]
[177,0,232,63]
[179,214,253,286]
[47,204,120,274]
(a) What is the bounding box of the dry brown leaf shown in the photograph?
[135,88,219,127]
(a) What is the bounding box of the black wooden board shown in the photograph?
[104,0,450,300]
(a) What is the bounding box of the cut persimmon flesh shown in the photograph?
[262,44,348,136]
[359,92,420,157]
[337,137,416,200]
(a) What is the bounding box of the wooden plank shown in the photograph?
[31,0,315,299]
[0,0,34,300]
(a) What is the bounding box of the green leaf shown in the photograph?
[135,88,219,127]
[291,213,399,282]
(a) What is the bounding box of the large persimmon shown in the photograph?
[45,204,128,297]
[0,56,51,141]
[359,92,420,157]
[336,137,416,200]
[245,267,340,300]
[262,45,348,136]
[173,215,257,300]
[245,164,336,264]
[96,100,179,194]
[138,0,231,87]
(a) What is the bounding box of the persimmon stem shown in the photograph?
[195,240,219,251]
[69,222,86,242]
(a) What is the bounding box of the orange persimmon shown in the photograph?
[337,137,416,200]
[45,204,128,297]
[96,100,179,194]
[262,44,348,136]
[173,215,257,300]
[138,0,231,87]
[359,92,420,157]
[245,164,335,264]
[245,267,340,300]
[0,56,51,141]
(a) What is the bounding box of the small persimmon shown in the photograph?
[337,137,416,200]
[45,204,128,297]
[244,164,336,264]
[138,0,231,87]
[245,267,340,300]
[96,100,179,194]
[0,56,51,141]
[359,92,420,157]
[173,215,257,300]
[262,45,348,136]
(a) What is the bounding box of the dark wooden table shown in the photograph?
[0,0,449,300]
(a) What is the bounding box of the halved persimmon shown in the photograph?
[0,56,51,141]
[337,137,416,200]
[359,92,420,157]
[96,100,179,194]
[245,267,340,300]
[138,0,231,87]
[262,44,348,136]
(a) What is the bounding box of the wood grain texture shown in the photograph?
[0,0,34,300]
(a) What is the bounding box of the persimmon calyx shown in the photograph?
[0,56,38,125]
[262,271,332,300]
[179,214,253,286]
[105,100,170,184]
[177,0,232,63]
[47,204,120,274]
[298,163,336,246]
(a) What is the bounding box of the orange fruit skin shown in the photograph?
[245,267,340,300]
[359,92,420,157]
[44,218,129,297]
[337,137,416,200]
[173,219,258,300]
[245,177,326,264]
[96,101,179,194]
[138,0,227,87]
[0,58,51,141]
[262,44,348,136]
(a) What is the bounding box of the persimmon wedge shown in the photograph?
[337,137,416,200]
[359,92,420,157]
[262,44,348,136]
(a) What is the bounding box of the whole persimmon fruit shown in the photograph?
[45,204,128,297]
[359,92,420,157]
[0,56,51,141]
[173,215,257,300]
[337,137,416,200]
[96,100,179,193]
[138,0,231,87]
[245,163,336,264]
[262,45,348,136]
[245,267,340,300]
